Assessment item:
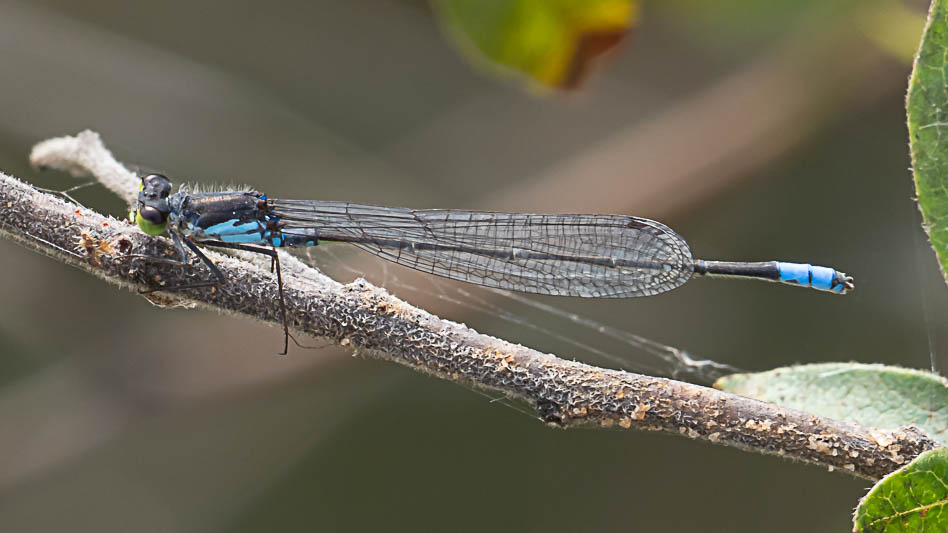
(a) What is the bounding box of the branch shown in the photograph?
[3,131,937,481]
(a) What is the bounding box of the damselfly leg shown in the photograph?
[199,240,290,355]
[136,234,291,354]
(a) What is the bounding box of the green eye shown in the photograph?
[135,205,169,235]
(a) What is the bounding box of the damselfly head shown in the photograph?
[139,173,171,200]
[133,174,172,235]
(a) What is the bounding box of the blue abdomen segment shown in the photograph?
[279,228,319,248]
[258,227,318,248]
[776,262,849,294]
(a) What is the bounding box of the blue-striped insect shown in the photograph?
[132,174,854,352]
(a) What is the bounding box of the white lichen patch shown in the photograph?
[744,419,774,432]
[867,429,895,448]
[807,435,834,455]
[632,403,651,420]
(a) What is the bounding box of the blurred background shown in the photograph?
[0,0,942,531]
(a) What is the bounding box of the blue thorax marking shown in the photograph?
[219,232,269,244]
[179,218,267,244]
[204,220,262,236]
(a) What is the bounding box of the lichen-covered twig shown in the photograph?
[0,131,937,481]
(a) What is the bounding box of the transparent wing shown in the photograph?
[269,200,695,298]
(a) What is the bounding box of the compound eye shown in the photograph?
[141,174,172,199]
[139,205,167,225]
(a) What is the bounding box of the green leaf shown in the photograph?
[853,447,948,532]
[908,0,948,281]
[715,363,948,444]
[432,0,637,90]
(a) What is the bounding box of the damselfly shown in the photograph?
[131,174,854,352]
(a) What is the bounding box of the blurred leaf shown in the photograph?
[853,447,948,533]
[432,0,637,90]
[857,2,926,63]
[908,0,948,282]
[716,363,948,444]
